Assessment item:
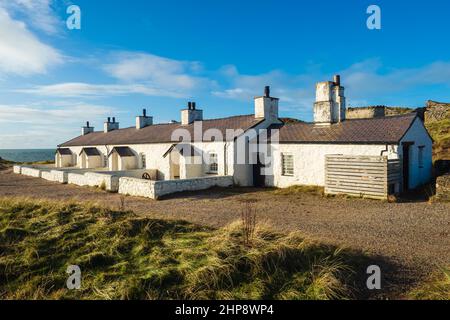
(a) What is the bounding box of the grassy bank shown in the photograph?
[408,268,450,300]
[0,159,14,170]
[0,197,377,300]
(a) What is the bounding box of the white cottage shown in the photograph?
[55,76,433,198]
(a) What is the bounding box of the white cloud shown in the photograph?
[103,52,214,90]
[0,6,62,76]
[16,82,186,98]
[0,102,117,148]
[213,59,450,115]
[0,0,61,34]
[0,102,115,125]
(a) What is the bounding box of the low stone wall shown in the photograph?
[118,176,234,199]
[13,165,22,174]
[67,172,118,191]
[67,172,88,186]
[436,174,450,201]
[85,172,119,192]
[41,170,68,184]
[118,177,156,198]
[21,167,42,178]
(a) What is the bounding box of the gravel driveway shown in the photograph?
[1,168,449,297]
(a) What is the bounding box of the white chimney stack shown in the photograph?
[313,75,346,124]
[254,86,279,122]
[104,117,119,133]
[181,102,203,125]
[81,121,94,136]
[136,108,153,129]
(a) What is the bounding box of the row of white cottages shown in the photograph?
[55,76,433,196]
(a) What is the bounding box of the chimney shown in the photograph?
[81,121,94,136]
[104,117,119,133]
[313,75,346,124]
[181,101,203,125]
[136,108,153,129]
[254,86,279,122]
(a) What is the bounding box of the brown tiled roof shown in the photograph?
[60,115,263,147]
[274,114,418,144]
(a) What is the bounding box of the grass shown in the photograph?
[427,118,450,162]
[273,185,324,196]
[0,197,374,300]
[408,267,450,300]
[0,158,14,170]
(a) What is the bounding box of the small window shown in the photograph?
[418,146,425,168]
[281,153,294,176]
[141,153,147,169]
[103,155,108,168]
[209,153,218,174]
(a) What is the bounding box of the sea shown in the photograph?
[0,149,56,163]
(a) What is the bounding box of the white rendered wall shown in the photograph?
[269,143,399,188]
[399,118,433,189]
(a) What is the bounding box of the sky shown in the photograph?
[0,0,449,149]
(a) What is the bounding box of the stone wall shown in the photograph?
[346,106,386,119]
[21,167,42,178]
[119,176,234,199]
[67,172,119,191]
[118,177,156,199]
[436,174,450,201]
[426,100,450,122]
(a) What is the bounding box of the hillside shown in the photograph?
[0,158,14,171]
[425,101,450,162]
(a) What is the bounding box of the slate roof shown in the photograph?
[274,114,418,144]
[60,115,263,147]
[163,144,203,158]
[109,146,135,157]
[56,148,73,155]
[79,147,101,156]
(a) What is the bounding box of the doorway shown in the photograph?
[253,153,265,187]
[402,142,413,191]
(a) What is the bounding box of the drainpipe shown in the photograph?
[224,142,229,176]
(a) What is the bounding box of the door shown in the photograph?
[253,153,265,187]
[402,143,412,191]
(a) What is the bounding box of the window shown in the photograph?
[103,155,108,168]
[209,153,218,174]
[281,153,294,176]
[418,146,425,169]
[141,153,147,169]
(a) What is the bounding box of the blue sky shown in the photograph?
[1,0,449,148]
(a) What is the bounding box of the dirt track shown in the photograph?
[1,168,449,297]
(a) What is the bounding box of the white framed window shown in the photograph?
[418,146,424,168]
[281,153,294,176]
[209,153,218,174]
[140,153,147,169]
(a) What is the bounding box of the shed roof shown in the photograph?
[79,147,101,156]
[163,144,203,158]
[56,148,73,155]
[109,146,135,157]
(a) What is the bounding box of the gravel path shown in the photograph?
[1,168,449,297]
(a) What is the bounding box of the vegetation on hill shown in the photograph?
[0,198,381,300]
[425,101,450,162]
[0,158,14,171]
